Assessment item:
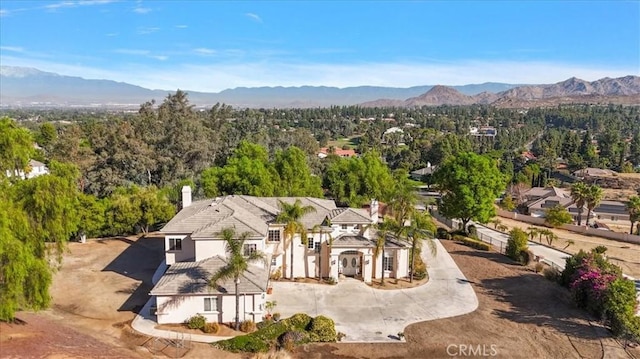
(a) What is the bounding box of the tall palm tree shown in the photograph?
[389,172,417,225]
[370,218,399,285]
[585,185,603,227]
[570,181,589,225]
[276,199,316,280]
[403,211,436,283]
[626,196,640,234]
[209,227,266,330]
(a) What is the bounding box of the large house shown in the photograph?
[5,159,49,179]
[150,187,409,324]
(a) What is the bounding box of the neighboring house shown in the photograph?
[573,168,617,178]
[410,163,437,181]
[318,147,357,158]
[470,126,496,137]
[527,196,574,218]
[522,186,570,204]
[5,159,49,179]
[593,200,630,223]
[150,188,409,324]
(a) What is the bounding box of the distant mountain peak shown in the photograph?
[0,66,56,78]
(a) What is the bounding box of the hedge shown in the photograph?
[453,235,491,251]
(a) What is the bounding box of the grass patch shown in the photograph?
[326,135,361,149]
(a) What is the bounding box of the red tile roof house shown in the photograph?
[149,189,409,325]
[317,147,357,158]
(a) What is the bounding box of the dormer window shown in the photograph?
[341,224,348,230]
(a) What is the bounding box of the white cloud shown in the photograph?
[175,25,188,29]
[0,46,25,53]
[245,12,262,23]
[137,26,160,35]
[44,0,117,10]
[106,32,119,37]
[0,9,8,17]
[150,55,168,61]
[194,48,216,55]
[114,49,150,55]
[133,6,151,14]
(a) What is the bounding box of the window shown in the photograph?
[314,242,321,253]
[383,255,394,272]
[341,224,348,230]
[307,237,315,249]
[204,297,218,312]
[271,257,277,266]
[169,238,182,251]
[268,230,281,242]
[243,244,257,256]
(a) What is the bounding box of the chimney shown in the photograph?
[370,199,379,223]
[181,186,192,209]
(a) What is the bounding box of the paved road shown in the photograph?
[268,240,479,342]
[474,223,640,316]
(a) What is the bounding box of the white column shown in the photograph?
[330,254,339,280]
[363,253,373,284]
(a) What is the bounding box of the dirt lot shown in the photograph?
[2,236,638,359]
[494,216,640,278]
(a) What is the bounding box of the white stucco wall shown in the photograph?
[194,240,225,261]
[165,235,194,265]
[155,293,266,324]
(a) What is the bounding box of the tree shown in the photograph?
[403,211,436,283]
[273,146,323,197]
[107,185,175,235]
[0,117,35,178]
[506,228,529,264]
[585,185,604,227]
[544,204,573,228]
[571,181,589,226]
[500,194,516,211]
[276,200,316,279]
[626,196,640,235]
[432,152,506,232]
[489,218,502,229]
[389,170,418,224]
[209,227,265,330]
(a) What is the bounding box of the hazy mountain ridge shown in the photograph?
[0,66,638,108]
[361,76,640,108]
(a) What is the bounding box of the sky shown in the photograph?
[0,0,639,92]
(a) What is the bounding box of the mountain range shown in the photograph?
[1,66,638,109]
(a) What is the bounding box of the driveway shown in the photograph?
[268,240,478,342]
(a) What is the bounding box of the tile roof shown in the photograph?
[150,255,269,296]
[328,208,372,224]
[161,195,341,238]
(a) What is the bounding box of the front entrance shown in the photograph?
[339,251,361,277]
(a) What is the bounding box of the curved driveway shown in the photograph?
[268,240,478,342]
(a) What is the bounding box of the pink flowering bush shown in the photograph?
[569,260,617,315]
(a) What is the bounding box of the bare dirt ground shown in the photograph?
[300,241,640,359]
[3,235,638,359]
[494,216,640,278]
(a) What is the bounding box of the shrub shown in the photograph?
[467,224,477,238]
[336,332,346,342]
[215,335,270,353]
[603,278,640,338]
[436,227,450,239]
[203,322,219,334]
[270,267,282,280]
[272,313,281,321]
[308,315,337,342]
[561,249,621,288]
[186,314,206,330]
[278,331,305,352]
[593,245,608,254]
[257,318,274,330]
[543,266,561,282]
[534,262,544,273]
[325,277,337,285]
[240,320,257,333]
[506,228,528,263]
[519,249,534,266]
[454,235,490,251]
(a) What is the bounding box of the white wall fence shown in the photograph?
[496,209,640,245]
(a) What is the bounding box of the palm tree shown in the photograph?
[585,185,603,227]
[626,196,640,235]
[570,181,589,226]
[276,199,316,280]
[389,172,417,225]
[527,226,540,241]
[370,218,398,285]
[403,211,436,283]
[490,218,502,229]
[209,227,266,330]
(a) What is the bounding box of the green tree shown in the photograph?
[389,170,418,224]
[209,227,266,330]
[585,185,604,227]
[273,146,323,197]
[626,196,640,235]
[108,185,175,235]
[77,193,109,238]
[403,211,436,283]
[544,204,573,228]
[200,141,276,197]
[432,152,506,232]
[276,200,316,279]
[371,218,399,285]
[0,117,35,178]
[570,181,589,226]
[506,228,529,264]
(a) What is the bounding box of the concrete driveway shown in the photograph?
[268,240,478,342]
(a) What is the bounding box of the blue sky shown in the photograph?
[1,0,639,92]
